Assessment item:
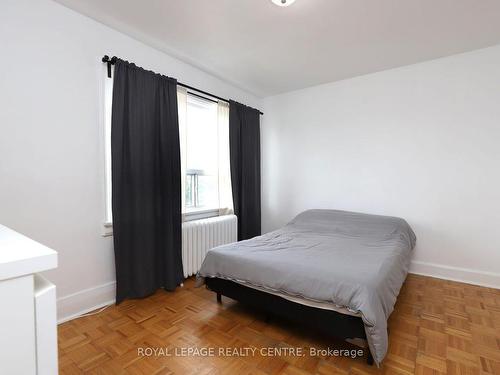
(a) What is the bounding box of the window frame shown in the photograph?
[102,64,114,236]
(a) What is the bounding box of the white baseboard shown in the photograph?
[56,261,498,324]
[57,281,116,324]
[410,260,500,289]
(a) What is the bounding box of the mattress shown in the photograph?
[197,209,416,365]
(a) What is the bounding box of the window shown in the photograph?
[178,88,233,220]
[103,74,233,231]
[183,95,219,211]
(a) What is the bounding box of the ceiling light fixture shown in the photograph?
[271,0,297,7]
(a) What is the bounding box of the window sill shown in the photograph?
[102,222,113,237]
[184,208,219,222]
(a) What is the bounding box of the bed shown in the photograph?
[197,209,416,366]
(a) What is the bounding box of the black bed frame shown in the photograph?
[205,277,374,365]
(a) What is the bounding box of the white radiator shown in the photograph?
[182,214,237,277]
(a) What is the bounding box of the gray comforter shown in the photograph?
[197,209,416,365]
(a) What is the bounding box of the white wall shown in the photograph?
[262,45,500,288]
[0,0,261,322]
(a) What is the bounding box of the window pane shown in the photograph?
[185,174,194,208]
[186,97,218,174]
[198,175,218,208]
[184,95,219,210]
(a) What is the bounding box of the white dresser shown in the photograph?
[0,225,58,375]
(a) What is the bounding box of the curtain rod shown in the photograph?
[102,55,263,115]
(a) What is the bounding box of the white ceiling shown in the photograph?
[55,0,500,97]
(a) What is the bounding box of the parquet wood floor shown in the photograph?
[58,274,500,374]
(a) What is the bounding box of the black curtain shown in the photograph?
[111,59,183,304]
[229,101,261,241]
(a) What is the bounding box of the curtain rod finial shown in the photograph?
[102,55,113,78]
